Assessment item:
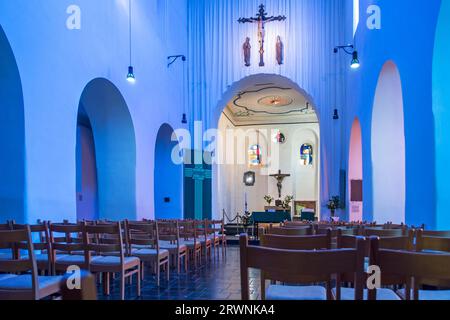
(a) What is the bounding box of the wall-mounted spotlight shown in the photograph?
[333,109,340,120]
[243,171,256,187]
[334,45,360,70]
[167,55,186,68]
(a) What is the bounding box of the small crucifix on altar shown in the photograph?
[270,170,291,199]
[238,4,286,67]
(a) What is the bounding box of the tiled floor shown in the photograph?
[98,246,261,300]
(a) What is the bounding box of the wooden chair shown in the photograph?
[260,230,333,300]
[0,226,62,300]
[125,220,168,287]
[85,222,141,300]
[335,232,414,300]
[179,220,202,268]
[158,220,188,273]
[13,223,52,275]
[195,220,212,262]
[370,236,450,300]
[49,222,90,274]
[267,225,314,236]
[206,219,226,259]
[240,234,366,300]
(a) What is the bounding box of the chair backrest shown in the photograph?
[420,230,450,238]
[0,221,13,231]
[206,219,224,237]
[261,230,332,250]
[282,221,310,228]
[49,222,85,255]
[84,222,125,261]
[370,236,450,300]
[125,220,159,252]
[158,220,179,243]
[240,234,366,300]
[179,220,197,240]
[363,227,406,238]
[268,225,314,236]
[316,226,359,237]
[0,226,39,299]
[0,221,13,250]
[416,229,450,253]
[194,220,208,241]
[13,223,52,263]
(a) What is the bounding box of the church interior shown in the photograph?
[1,0,450,302]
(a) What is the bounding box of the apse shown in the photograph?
[348,118,363,222]
[0,25,25,223]
[214,74,320,221]
[78,78,136,221]
[154,123,183,219]
[433,0,450,230]
[371,61,405,224]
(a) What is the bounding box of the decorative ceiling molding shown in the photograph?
[232,86,311,116]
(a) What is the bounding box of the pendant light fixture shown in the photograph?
[126,0,135,83]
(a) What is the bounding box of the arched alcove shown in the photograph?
[213,74,320,221]
[76,105,99,221]
[348,118,363,222]
[154,123,183,219]
[433,1,450,229]
[371,61,405,224]
[77,78,136,221]
[0,26,25,223]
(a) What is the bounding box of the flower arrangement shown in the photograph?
[264,195,274,206]
[283,195,294,209]
[326,196,341,217]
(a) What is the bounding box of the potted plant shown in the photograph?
[327,196,341,221]
[283,195,294,209]
[264,195,274,206]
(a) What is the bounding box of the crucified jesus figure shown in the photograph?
[238,4,286,67]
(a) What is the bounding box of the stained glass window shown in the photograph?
[248,144,262,167]
[300,144,313,166]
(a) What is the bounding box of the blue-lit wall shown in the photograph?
[0,25,25,223]
[0,0,188,223]
[433,0,450,229]
[343,0,441,228]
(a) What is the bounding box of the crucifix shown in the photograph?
[270,170,291,199]
[238,4,286,67]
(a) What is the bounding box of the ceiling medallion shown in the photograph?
[258,95,293,107]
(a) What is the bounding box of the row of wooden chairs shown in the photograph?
[0,218,227,300]
[252,229,450,300]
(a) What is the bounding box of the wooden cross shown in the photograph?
[238,4,286,67]
[270,170,291,199]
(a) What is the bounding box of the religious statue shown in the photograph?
[238,4,286,67]
[276,36,284,65]
[270,170,291,199]
[243,37,251,67]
